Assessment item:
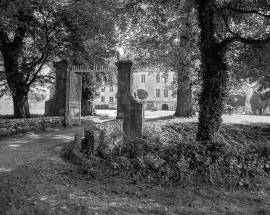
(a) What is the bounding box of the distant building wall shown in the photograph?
[94,85,117,109]
[93,71,177,111]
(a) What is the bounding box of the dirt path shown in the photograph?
[0,125,84,171]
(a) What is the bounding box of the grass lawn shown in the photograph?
[94,109,270,124]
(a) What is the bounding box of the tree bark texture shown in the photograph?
[81,100,95,116]
[3,52,31,118]
[12,87,31,118]
[174,74,194,117]
[195,1,229,141]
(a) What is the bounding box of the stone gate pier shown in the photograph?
[116,60,144,139]
[45,59,144,139]
[45,60,68,116]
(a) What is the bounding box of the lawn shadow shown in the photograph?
[145,115,175,122]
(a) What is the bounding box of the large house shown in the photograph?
[94,72,177,111]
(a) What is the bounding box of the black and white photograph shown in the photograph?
[1,0,270,214]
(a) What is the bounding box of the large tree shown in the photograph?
[117,0,270,141]
[116,0,200,117]
[0,0,116,118]
[194,0,270,141]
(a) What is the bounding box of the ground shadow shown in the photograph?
[145,115,175,122]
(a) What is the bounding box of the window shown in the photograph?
[156,89,160,97]
[164,75,168,83]
[101,97,105,102]
[156,74,160,83]
[141,74,145,82]
[173,90,177,98]
[110,86,113,92]
[109,97,114,102]
[164,89,168,98]
[101,87,105,92]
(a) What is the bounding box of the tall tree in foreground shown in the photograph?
[194,0,270,141]
[0,0,116,118]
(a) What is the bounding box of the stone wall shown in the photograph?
[82,119,123,155]
[0,117,64,137]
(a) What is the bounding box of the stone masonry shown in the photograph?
[82,119,123,155]
[44,59,144,140]
[45,60,68,116]
[116,60,144,139]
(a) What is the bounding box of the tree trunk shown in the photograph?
[12,87,31,118]
[195,1,228,141]
[3,53,31,118]
[174,74,195,117]
[81,100,95,116]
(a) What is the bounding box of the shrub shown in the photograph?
[95,104,109,109]
[74,122,270,188]
[0,114,45,119]
[111,123,270,188]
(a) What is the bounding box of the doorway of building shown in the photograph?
[162,104,169,110]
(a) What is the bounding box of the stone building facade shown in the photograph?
[94,85,117,109]
[94,72,177,111]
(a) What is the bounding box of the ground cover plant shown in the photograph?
[0,115,64,139]
[0,114,45,119]
[2,121,270,214]
[110,122,270,189]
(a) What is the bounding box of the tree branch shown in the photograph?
[13,26,27,48]
[24,53,47,83]
[224,35,270,46]
[0,31,9,48]
[227,6,270,19]
[219,11,270,46]
[27,53,49,86]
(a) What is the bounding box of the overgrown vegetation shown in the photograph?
[1,121,270,215]
[68,122,270,189]
[0,114,45,119]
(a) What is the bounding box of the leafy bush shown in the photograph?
[111,123,270,188]
[95,104,109,109]
[67,121,270,188]
[0,114,45,119]
[137,88,148,100]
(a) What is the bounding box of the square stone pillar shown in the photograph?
[45,60,69,117]
[116,60,144,139]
